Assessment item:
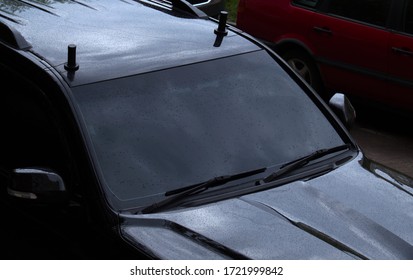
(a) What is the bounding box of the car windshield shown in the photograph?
[72,50,345,210]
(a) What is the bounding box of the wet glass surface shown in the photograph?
[73,51,344,209]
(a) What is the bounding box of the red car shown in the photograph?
[237,0,413,112]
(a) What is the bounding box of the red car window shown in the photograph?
[327,0,391,27]
[293,0,319,8]
[404,0,413,34]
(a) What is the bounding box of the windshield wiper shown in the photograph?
[141,168,265,214]
[140,144,351,214]
[262,144,351,184]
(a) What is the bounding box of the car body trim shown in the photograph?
[167,221,250,259]
[193,0,212,6]
[240,198,367,259]
[316,56,413,89]
[121,217,250,259]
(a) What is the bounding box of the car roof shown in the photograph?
[0,0,260,87]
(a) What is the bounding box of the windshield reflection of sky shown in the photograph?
[73,51,344,209]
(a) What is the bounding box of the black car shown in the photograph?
[188,0,226,17]
[1,0,413,259]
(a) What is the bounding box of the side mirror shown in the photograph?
[329,93,356,129]
[7,168,68,203]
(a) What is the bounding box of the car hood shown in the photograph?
[120,155,413,259]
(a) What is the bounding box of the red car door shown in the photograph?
[387,0,413,111]
[310,0,391,103]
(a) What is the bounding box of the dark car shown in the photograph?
[236,0,413,113]
[1,0,413,259]
[188,0,226,17]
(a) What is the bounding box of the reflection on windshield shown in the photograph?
[0,0,82,15]
[73,51,344,209]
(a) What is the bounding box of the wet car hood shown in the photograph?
[120,155,413,259]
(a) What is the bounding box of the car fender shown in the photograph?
[273,34,317,58]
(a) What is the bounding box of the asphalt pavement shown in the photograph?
[349,105,413,178]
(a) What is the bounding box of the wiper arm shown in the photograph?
[141,144,351,214]
[141,168,265,214]
[262,144,351,183]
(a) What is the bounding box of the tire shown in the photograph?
[281,49,326,99]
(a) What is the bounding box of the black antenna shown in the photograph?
[64,44,79,71]
[214,11,228,36]
[170,0,208,19]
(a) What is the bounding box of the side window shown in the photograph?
[327,0,391,27]
[404,0,413,35]
[292,0,319,8]
[0,65,70,181]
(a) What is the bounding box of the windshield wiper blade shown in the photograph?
[262,144,351,183]
[141,168,265,214]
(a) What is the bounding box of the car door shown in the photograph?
[311,0,392,102]
[0,63,139,259]
[0,65,79,258]
[387,0,413,111]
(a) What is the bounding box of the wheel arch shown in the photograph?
[272,38,316,59]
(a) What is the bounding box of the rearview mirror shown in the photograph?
[7,168,68,203]
[329,93,356,129]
